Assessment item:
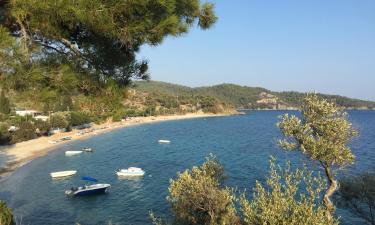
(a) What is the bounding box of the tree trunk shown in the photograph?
[323,165,338,220]
[16,17,29,56]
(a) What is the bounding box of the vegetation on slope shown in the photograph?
[135,81,375,110]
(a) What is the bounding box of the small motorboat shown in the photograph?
[65,177,111,196]
[82,147,93,152]
[158,139,171,144]
[50,170,77,178]
[61,136,72,141]
[116,167,145,177]
[65,151,83,156]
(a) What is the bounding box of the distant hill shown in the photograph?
[133,81,375,110]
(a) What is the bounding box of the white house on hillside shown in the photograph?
[15,110,40,117]
[34,115,49,121]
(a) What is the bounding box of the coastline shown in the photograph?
[0,112,237,179]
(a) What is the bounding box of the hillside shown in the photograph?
[133,81,375,110]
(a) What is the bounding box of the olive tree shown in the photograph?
[153,155,241,225]
[240,158,338,225]
[0,201,15,225]
[278,93,358,218]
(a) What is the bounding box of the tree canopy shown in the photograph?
[278,93,358,218]
[0,201,15,225]
[0,0,217,86]
[152,156,338,225]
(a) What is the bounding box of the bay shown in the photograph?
[0,110,374,225]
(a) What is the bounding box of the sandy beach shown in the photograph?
[0,112,236,179]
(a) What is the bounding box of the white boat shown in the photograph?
[50,170,77,178]
[65,183,111,196]
[158,139,171,144]
[65,151,83,156]
[65,176,111,196]
[82,147,93,152]
[116,167,145,177]
[61,136,72,141]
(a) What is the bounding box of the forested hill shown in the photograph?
[134,81,375,110]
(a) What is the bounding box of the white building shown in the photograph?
[15,110,40,117]
[34,115,49,121]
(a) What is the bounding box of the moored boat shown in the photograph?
[116,167,145,177]
[65,150,83,156]
[61,136,72,141]
[65,177,111,196]
[82,147,93,152]
[50,170,77,178]
[65,184,111,196]
[158,139,171,144]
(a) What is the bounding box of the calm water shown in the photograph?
[0,111,374,225]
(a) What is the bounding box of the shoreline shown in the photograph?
[0,112,237,179]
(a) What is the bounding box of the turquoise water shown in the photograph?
[0,111,374,225]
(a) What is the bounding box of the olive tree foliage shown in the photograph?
[278,93,358,217]
[336,171,375,225]
[0,0,217,86]
[152,156,338,225]
[240,158,338,225]
[0,201,15,225]
[152,155,241,225]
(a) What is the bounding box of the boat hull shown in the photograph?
[50,170,77,178]
[65,151,83,156]
[66,184,111,196]
[116,171,145,177]
[74,187,108,196]
[158,140,170,144]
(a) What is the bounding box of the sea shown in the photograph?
[0,110,374,225]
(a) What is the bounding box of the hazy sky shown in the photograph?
[138,0,375,101]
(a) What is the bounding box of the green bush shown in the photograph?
[0,201,15,225]
[112,109,125,122]
[70,111,91,126]
[34,120,51,136]
[49,112,69,129]
[10,121,36,144]
[0,123,11,145]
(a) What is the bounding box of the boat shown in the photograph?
[61,136,72,141]
[158,139,171,144]
[65,150,83,156]
[82,147,93,152]
[65,177,111,196]
[116,167,145,177]
[50,170,77,178]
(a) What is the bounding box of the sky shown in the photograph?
[138,0,375,101]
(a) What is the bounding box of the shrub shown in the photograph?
[240,158,337,225]
[157,155,241,225]
[34,120,51,136]
[49,112,69,129]
[70,111,91,126]
[0,201,15,225]
[10,121,36,143]
[0,123,11,145]
[111,108,125,122]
